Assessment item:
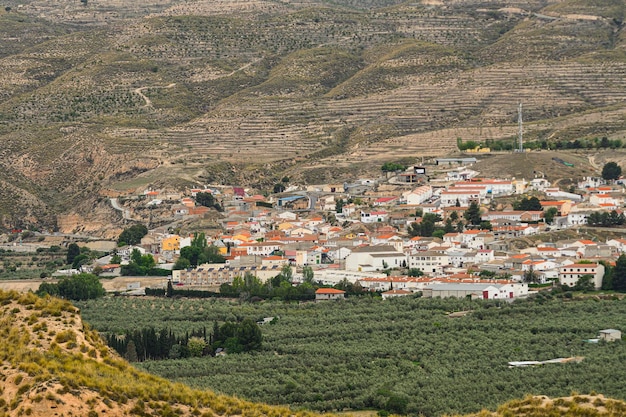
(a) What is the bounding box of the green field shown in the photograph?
[76,295,626,416]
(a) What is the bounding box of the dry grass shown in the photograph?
[0,290,332,417]
[454,394,626,416]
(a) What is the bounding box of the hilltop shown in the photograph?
[1,0,626,233]
[463,394,626,416]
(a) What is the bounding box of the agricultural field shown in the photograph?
[0,247,66,280]
[77,295,626,416]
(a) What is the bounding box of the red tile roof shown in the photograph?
[315,288,346,294]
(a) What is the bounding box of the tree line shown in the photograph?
[173,233,226,270]
[586,210,626,227]
[121,248,170,276]
[407,203,491,238]
[107,319,262,362]
[458,137,624,152]
[36,273,105,300]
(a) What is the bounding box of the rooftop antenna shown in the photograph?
[517,102,523,152]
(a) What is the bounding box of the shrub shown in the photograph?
[54,330,77,344]
[17,383,31,395]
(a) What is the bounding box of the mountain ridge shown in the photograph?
[0,0,625,233]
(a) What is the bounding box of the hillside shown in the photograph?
[1,0,626,233]
[2,290,626,417]
[0,290,322,417]
[464,394,626,416]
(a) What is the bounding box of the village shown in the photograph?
[6,156,626,301]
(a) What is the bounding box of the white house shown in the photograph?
[345,245,406,272]
[408,251,450,275]
[318,195,336,211]
[567,212,588,226]
[403,185,433,206]
[440,190,484,207]
[447,169,478,181]
[559,263,605,289]
[117,245,146,261]
[475,249,495,263]
[373,196,399,207]
[607,238,626,253]
[314,269,386,286]
[382,289,413,300]
[522,259,559,272]
[407,237,443,252]
[533,246,561,257]
[544,189,583,202]
[328,246,353,261]
[598,329,621,342]
[462,231,495,250]
[277,211,298,221]
[358,277,393,292]
[446,250,471,267]
[443,233,463,247]
[241,242,285,257]
[371,234,404,253]
[360,211,388,224]
[482,211,543,222]
[342,203,357,216]
[537,268,559,284]
[422,281,528,299]
[578,177,605,190]
[531,178,551,191]
[453,180,514,196]
[589,193,622,208]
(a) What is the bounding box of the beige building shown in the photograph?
[559,263,604,290]
[172,264,282,286]
[315,288,345,301]
[599,329,621,342]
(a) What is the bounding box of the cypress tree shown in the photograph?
[125,340,139,362]
[612,254,626,291]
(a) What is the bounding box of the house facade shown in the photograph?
[360,211,388,224]
[345,245,406,272]
[315,288,346,301]
[559,263,605,289]
[403,185,433,206]
[422,281,528,300]
[408,251,450,275]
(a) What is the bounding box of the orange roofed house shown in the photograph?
[540,200,572,216]
[315,288,345,302]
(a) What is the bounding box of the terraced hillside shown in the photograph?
[0,0,625,233]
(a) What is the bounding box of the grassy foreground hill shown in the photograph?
[1,290,626,416]
[0,290,321,417]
